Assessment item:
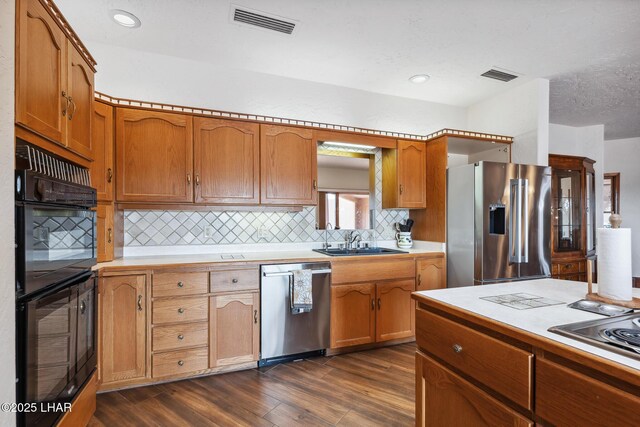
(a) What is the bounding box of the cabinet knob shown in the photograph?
[107,168,113,183]
[453,344,463,354]
[177,360,184,366]
[371,298,375,311]
[178,308,185,314]
[137,295,143,311]
[254,309,258,324]
[177,334,184,340]
[377,298,381,310]
[399,184,404,195]
[313,179,317,190]
[177,281,184,288]
[232,278,238,284]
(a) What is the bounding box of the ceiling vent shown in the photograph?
[231,6,296,35]
[481,68,519,82]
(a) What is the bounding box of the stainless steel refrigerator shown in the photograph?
[447,161,551,287]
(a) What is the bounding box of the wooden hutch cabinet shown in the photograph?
[549,154,596,282]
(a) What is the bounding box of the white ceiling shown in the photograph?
[57,0,640,138]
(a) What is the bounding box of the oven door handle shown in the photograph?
[18,271,94,302]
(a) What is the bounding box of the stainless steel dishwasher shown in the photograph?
[260,262,331,366]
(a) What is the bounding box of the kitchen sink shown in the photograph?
[313,247,408,256]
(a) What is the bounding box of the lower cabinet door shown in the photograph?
[100,275,147,385]
[416,351,533,427]
[209,292,259,367]
[330,283,376,348]
[416,256,445,291]
[376,279,415,342]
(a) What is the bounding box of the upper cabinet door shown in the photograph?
[66,44,95,159]
[16,0,67,144]
[397,140,427,208]
[260,125,317,205]
[115,109,193,203]
[91,101,114,202]
[194,118,260,204]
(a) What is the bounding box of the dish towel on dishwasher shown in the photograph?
[291,269,313,313]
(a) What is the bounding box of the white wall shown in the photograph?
[549,123,605,232]
[467,78,550,166]
[318,167,369,192]
[0,0,16,423]
[604,137,640,277]
[88,42,467,136]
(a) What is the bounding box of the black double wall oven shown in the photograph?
[15,143,97,427]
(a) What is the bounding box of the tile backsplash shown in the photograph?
[124,148,409,247]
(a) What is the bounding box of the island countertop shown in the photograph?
[413,278,640,373]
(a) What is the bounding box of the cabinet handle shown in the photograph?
[107,168,113,183]
[377,298,381,310]
[371,298,375,311]
[313,179,317,190]
[177,281,184,288]
[254,309,258,324]
[417,274,421,286]
[399,184,404,195]
[137,295,143,311]
[232,278,238,284]
[178,308,185,314]
[177,360,184,366]
[187,174,191,185]
[107,228,112,244]
[177,334,184,340]
[195,175,200,186]
[61,91,68,116]
[453,344,463,354]
[68,96,76,120]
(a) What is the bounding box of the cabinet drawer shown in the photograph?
[152,297,208,325]
[152,347,208,378]
[416,308,532,410]
[210,269,258,293]
[153,272,208,297]
[552,261,584,275]
[152,321,208,352]
[536,358,640,426]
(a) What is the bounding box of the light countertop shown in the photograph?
[415,278,640,371]
[96,242,444,270]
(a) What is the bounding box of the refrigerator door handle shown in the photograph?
[509,179,521,264]
[521,179,529,263]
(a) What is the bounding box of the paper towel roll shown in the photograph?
[597,228,633,301]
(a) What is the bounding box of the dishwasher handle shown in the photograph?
[262,269,332,278]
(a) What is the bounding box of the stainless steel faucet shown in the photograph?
[323,223,333,250]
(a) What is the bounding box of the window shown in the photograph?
[603,173,620,227]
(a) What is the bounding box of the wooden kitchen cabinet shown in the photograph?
[260,125,317,205]
[194,118,260,204]
[91,101,114,201]
[331,283,376,348]
[382,140,427,209]
[16,0,67,144]
[116,108,193,203]
[16,0,96,159]
[95,203,114,263]
[416,256,446,291]
[66,45,94,159]
[99,275,147,385]
[376,279,415,342]
[209,292,260,367]
[416,351,533,427]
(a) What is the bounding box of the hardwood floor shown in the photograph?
[89,343,416,426]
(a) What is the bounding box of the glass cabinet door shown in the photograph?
[552,170,582,253]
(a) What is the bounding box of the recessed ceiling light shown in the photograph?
[110,9,141,28]
[409,74,430,84]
